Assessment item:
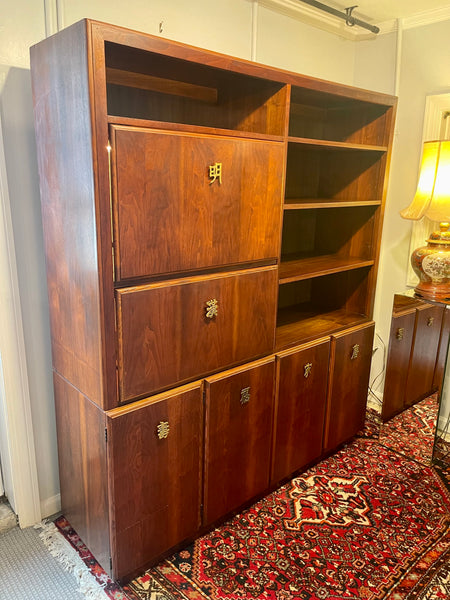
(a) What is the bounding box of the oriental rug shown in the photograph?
[54,400,450,600]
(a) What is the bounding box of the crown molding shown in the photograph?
[403,5,450,30]
[258,0,450,40]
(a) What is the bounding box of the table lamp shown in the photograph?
[400,140,450,302]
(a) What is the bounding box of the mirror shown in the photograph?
[369,292,450,466]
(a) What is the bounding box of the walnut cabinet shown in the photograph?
[31,20,396,580]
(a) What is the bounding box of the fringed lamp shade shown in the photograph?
[400,140,450,302]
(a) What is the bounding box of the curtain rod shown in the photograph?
[297,0,380,34]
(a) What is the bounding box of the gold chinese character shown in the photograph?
[208,162,222,185]
[206,299,218,319]
[304,363,312,378]
[350,344,360,360]
[156,421,170,440]
[240,387,250,405]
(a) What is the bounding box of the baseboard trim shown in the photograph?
[40,493,61,519]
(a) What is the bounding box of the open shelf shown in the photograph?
[288,85,394,147]
[287,136,387,152]
[276,268,372,349]
[105,42,288,136]
[276,306,369,350]
[279,254,375,284]
[284,198,381,209]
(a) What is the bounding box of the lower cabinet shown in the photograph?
[322,322,375,453]
[271,338,330,485]
[382,297,448,422]
[106,382,204,579]
[203,357,276,526]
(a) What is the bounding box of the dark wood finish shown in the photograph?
[271,338,330,484]
[31,18,396,581]
[381,309,416,422]
[279,255,374,283]
[107,383,203,579]
[53,373,110,575]
[404,304,445,408]
[433,307,450,391]
[110,126,284,280]
[30,21,111,408]
[204,358,275,525]
[323,322,374,452]
[116,267,278,401]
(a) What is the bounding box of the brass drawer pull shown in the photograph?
[350,344,360,360]
[396,327,405,340]
[304,362,312,378]
[427,317,434,327]
[205,299,218,319]
[156,421,170,440]
[240,387,250,405]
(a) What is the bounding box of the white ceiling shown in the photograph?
[329,0,450,25]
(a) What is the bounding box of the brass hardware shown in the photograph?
[156,421,170,440]
[240,387,250,405]
[208,162,222,185]
[350,344,360,360]
[396,328,405,340]
[427,317,434,327]
[205,299,218,319]
[304,363,312,378]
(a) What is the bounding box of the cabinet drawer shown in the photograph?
[106,383,203,579]
[116,266,278,401]
[271,338,330,484]
[204,357,275,526]
[323,322,374,453]
[110,125,284,280]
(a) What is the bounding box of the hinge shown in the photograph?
[105,427,108,443]
[109,556,112,572]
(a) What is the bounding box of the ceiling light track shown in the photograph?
[297,0,380,34]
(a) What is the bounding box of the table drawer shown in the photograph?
[110,125,284,280]
[116,266,278,401]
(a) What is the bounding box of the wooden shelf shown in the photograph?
[284,198,381,209]
[279,255,374,284]
[276,306,368,350]
[107,115,285,142]
[287,136,388,152]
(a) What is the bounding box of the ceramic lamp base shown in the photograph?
[411,226,450,303]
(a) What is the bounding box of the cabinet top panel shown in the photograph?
[32,18,397,108]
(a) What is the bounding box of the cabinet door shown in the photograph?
[107,383,203,579]
[433,306,450,392]
[271,338,330,485]
[323,322,374,453]
[404,304,444,408]
[204,358,275,526]
[110,125,284,280]
[116,266,277,402]
[381,310,415,422]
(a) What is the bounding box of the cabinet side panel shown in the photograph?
[53,372,110,575]
[30,21,104,405]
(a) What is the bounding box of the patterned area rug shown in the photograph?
[54,400,450,600]
[378,394,440,465]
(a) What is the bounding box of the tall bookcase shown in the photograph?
[31,19,396,580]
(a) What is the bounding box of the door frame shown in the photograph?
[0,115,41,527]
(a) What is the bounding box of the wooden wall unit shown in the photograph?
[30,19,396,580]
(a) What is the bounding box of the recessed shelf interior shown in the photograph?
[281,205,378,271]
[276,269,371,349]
[289,85,393,146]
[285,143,387,202]
[104,42,287,136]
